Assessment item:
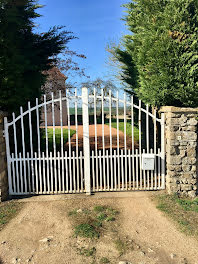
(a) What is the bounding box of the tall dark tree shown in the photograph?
[109,0,198,107]
[0,0,76,114]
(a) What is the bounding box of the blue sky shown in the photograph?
[35,0,128,85]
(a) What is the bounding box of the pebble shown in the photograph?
[148,248,154,253]
[170,253,176,259]
[1,241,6,244]
[11,258,21,264]
[77,209,83,213]
[39,236,53,243]
[140,251,145,256]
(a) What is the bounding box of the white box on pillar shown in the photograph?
[142,153,155,170]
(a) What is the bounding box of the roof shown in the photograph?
[44,67,67,81]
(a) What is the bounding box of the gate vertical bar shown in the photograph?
[12,113,19,193]
[154,108,157,190]
[66,89,72,192]
[20,107,27,193]
[75,88,79,193]
[131,96,135,190]
[82,87,91,195]
[116,91,120,190]
[109,90,113,190]
[59,91,65,193]
[138,100,142,189]
[94,88,98,192]
[101,89,105,191]
[124,93,127,190]
[161,113,165,189]
[4,117,13,195]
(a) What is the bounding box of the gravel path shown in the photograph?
[0,192,198,264]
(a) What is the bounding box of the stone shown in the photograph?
[182,165,191,172]
[191,166,197,172]
[170,253,176,259]
[139,251,145,256]
[188,191,196,198]
[77,209,83,213]
[148,248,154,253]
[186,125,196,131]
[39,237,53,243]
[182,157,196,165]
[167,156,182,165]
[11,258,21,264]
[181,185,192,191]
[187,118,197,126]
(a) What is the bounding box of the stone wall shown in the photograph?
[0,111,8,201]
[160,106,198,198]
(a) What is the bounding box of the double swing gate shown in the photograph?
[4,87,165,196]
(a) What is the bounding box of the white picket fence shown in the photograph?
[4,87,165,195]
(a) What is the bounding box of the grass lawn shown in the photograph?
[0,201,22,231]
[41,128,76,152]
[109,121,139,142]
[154,194,198,238]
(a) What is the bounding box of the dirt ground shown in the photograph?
[1,192,198,264]
[46,124,136,151]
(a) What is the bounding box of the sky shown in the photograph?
[35,0,128,85]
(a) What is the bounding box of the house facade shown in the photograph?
[41,67,68,126]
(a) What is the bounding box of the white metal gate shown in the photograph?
[4,87,165,196]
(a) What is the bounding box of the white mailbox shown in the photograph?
[142,154,155,170]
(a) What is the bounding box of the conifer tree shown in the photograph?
[109,0,198,107]
[0,0,75,113]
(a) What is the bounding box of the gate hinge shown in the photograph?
[2,130,6,138]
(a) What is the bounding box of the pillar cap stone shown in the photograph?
[160,106,198,113]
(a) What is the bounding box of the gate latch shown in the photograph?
[142,154,155,170]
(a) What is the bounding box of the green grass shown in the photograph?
[108,121,139,142]
[97,213,107,221]
[0,201,22,230]
[74,223,100,239]
[68,205,120,240]
[100,257,110,263]
[41,128,76,152]
[77,246,96,257]
[154,194,198,237]
[93,206,106,213]
[106,216,116,222]
[175,197,198,212]
[68,209,78,216]
[114,239,127,256]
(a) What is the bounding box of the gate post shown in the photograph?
[160,106,198,198]
[0,112,9,201]
[82,87,91,195]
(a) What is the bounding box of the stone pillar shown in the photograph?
[0,111,8,201]
[160,106,198,198]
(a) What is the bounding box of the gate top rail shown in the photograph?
[4,88,162,126]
